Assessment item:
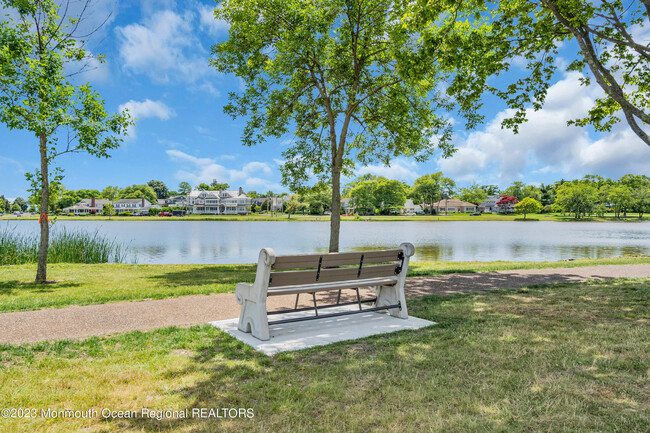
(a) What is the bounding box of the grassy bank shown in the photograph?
[1,278,647,432]
[0,228,128,265]
[3,213,650,222]
[1,256,649,313]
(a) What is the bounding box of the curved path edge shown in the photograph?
[1,264,649,345]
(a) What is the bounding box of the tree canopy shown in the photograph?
[444,0,650,146]
[211,0,489,251]
[515,197,542,219]
[177,182,192,195]
[118,184,157,204]
[147,180,169,199]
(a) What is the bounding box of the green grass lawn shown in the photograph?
[0,278,647,432]
[1,257,650,313]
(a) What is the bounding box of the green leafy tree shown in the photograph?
[342,174,379,198]
[0,196,5,213]
[196,183,210,191]
[504,182,525,201]
[75,189,101,199]
[0,0,132,282]
[209,179,230,190]
[457,183,488,205]
[555,182,598,219]
[446,1,650,146]
[604,184,633,219]
[57,192,79,210]
[178,182,192,195]
[117,184,157,204]
[247,190,260,199]
[147,180,169,199]
[539,183,556,206]
[480,185,500,196]
[12,197,28,212]
[631,186,650,219]
[212,0,488,251]
[349,180,377,214]
[302,184,332,215]
[514,197,542,220]
[410,173,443,214]
[284,195,305,219]
[102,203,114,218]
[101,185,120,201]
[11,203,21,212]
[374,179,408,215]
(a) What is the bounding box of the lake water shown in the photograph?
[3,220,650,264]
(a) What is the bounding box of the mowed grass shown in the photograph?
[0,279,648,432]
[1,256,650,312]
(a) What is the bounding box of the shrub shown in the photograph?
[121,211,133,216]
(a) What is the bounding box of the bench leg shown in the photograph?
[238,300,270,341]
[375,285,408,319]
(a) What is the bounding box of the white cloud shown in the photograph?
[198,4,229,36]
[438,71,650,184]
[356,159,420,182]
[243,161,272,176]
[118,99,175,138]
[166,150,283,191]
[190,81,221,97]
[115,10,211,83]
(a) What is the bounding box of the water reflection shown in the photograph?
[3,220,649,264]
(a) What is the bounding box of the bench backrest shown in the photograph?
[268,248,407,287]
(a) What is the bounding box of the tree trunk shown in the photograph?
[35,133,50,283]
[329,165,341,252]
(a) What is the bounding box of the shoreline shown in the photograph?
[2,214,649,222]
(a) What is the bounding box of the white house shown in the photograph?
[401,199,423,215]
[114,198,153,214]
[186,188,251,215]
[478,195,500,213]
[62,198,109,215]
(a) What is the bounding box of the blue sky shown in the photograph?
[1,0,650,200]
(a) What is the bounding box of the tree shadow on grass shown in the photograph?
[0,280,81,295]
[108,281,650,432]
[146,265,256,288]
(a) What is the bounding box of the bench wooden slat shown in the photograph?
[269,263,397,287]
[272,249,402,270]
[267,277,398,296]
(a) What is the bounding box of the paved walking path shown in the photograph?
[1,264,648,345]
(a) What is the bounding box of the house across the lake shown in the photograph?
[114,198,153,214]
[62,198,110,215]
[431,199,477,214]
[478,195,500,213]
[186,188,251,215]
[401,199,423,215]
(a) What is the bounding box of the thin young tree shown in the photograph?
[211,0,486,251]
[0,0,132,282]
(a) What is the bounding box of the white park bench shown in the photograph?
[235,243,415,340]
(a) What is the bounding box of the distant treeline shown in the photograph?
[2,173,649,218]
